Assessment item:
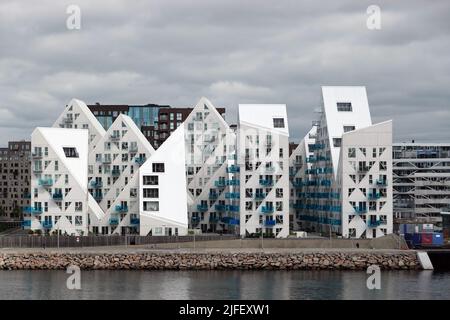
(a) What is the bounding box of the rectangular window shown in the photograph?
[143,201,159,211]
[143,175,158,185]
[63,147,79,158]
[337,102,352,112]
[333,138,342,148]
[348,148,356,158]
[143,188,159,198]
[152,163,165,172]
[273,118,285,128]
[343,125,355,132]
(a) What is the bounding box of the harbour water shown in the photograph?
[0,270,449,300]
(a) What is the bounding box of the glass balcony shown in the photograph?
[130,217,140,225]
[226,205,239,212]
[191,216,201,223]
[90,180,103,188]
[115,205,128,213]
[209,193,218,200]
[33,167,43,173]
[135,157,146,165]
[102,158,111,164]
[32,152,42,159]
[52,193,63,200]
[94,193,103,201]
[21,220,31,228]
[111,169,121,176]
[226,165,240,173]
[368,193,381,200]
[254,193,266,200]
[23,206,42,215]
[225,192,240,199]
[109,217,119,225]
[367,220,384,228]
[214,180,226,187]
[264,220,276,226]
[259,179,274,187]
[261,206,274,214]
[42,221,53,229]
[38,178,53,186]
[23,193,31,199]
[63,116,73,124]
[375,179,387,187]
[226,179,240,186]
[354,207,368,214]
[214,204,226,211]
[197,204,209,212]
[129,145,138,152]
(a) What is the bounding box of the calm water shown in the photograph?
[0,270,449,300]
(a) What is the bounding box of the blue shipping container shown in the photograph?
[432,233,444,246]
[412,233,422,246]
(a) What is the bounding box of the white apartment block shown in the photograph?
[393,143,450,223]
[139,124,189,236]
[88,114,155,235]
[185,98,238,234]
[28,128,89,235]
[26,87,396,239]
[289,127,316,231]
[298,86,393,238]
[238,104,290,238]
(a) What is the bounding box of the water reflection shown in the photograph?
[0,270,449,300]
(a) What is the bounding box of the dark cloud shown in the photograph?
[0,0,449,144]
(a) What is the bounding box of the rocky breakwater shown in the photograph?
[0,251,421,271]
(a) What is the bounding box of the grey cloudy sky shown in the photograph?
[0,0,449,145]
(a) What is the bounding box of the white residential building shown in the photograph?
[238,104,290,238]
[28,128,89,235]
[393,143,450,224]
[184,98,238,234]
[298,86,393,238]
[289,127,316,231]
[139,124,189,236]
[88,114,155,235]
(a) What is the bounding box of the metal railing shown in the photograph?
[0,234,240,248]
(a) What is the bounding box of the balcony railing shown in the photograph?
[254,193,266,200]
[368,193,381,200]
[90,180,103,188]
[225,192,240,199]
[367,220,386,228]
[226,165,240,173]
[63,116,73,124]
[375,179,387,187]
[38,178,53,186]
[214,204,226,211]
[42,221,53,229]
[264,220,276,226]
[197,204,209,212]
[115,205,128,213]
[22,220,31,228]
[109,217,119,225]
[94,193,103,201]
[259,179,274,187]
[111,169,121,176]
[52,193,63,200]
[23,206,42,214]
[209,193,218,200]
[226,205,239,212]
[226,179,240,186]
[130,218,140,225]
[32,152,42,159]
[135,157,146,165]
[261,206,274,214]
[209,216,219,223]
[354,207,368,214]
[214,180,226,188]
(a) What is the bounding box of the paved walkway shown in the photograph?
[0,245,411,254]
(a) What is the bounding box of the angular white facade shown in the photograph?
[297,86,393,238]
[29,128,89,235]
[289,127,316,231]
[88,114,155,235]
[238,104,290,238]
[26,88,394,239]
[139,124,189,236]
[184,98,238,234]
